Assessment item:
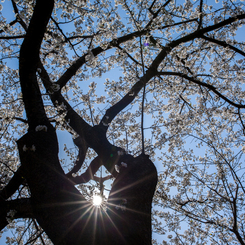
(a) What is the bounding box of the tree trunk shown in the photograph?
[17,130,158,245]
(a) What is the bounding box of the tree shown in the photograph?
[0,0,245,244]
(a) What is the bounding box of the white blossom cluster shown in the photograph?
[50,83,60,92]
[115,161,127,173]
[23,145,36,152]
[35,125,47,132]
[6,210,16,224]
[115,204,126,211]
[85,50,94,62]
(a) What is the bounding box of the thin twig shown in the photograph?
[140,36,146,154]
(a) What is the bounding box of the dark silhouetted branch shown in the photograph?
[19,0,54,129]
[157,71,245,108]
[0,167,25,200]
[202,35,245,57]
[66,136,88,178]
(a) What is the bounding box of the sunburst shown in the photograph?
[92,194,103,207]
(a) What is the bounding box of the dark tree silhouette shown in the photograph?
[1,0,245,244]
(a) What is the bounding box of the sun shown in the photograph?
[92,195,103,207]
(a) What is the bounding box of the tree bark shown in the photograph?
[16,130,157,245]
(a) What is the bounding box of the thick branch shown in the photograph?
[66,136,88,178]
[7,198,33,219]
[19,0,54,129]
[0,35,25,40]
[157,71,245,108]
[52,92,91,134]
[68,156,105,184]
[99,69,155,129]
[36,57,92,135]
[202,35,245,57]
[0,198,33,231]
[0,167,24,200]
[151,13,245,69]
[57,30,149,88]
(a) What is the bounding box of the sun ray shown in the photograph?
[109,173,156,197]
[101,206,127,243]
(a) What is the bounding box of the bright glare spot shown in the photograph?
[93,195,102,206]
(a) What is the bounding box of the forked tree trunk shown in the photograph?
[15,0,158,242]
[17,130,158,245]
